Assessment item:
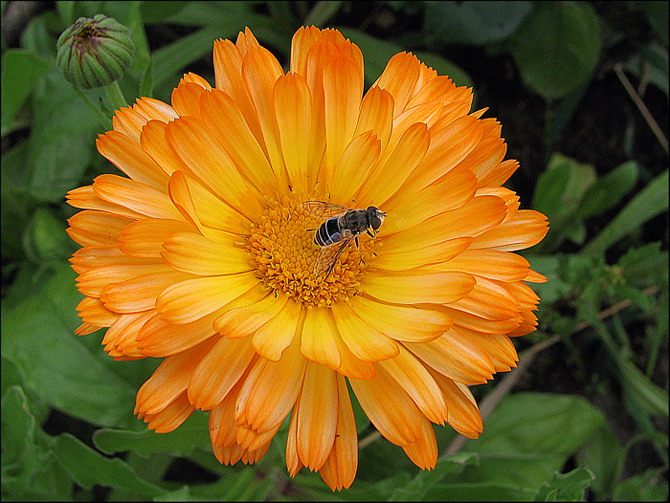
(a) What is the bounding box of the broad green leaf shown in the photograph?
[622,43,668,97]
[641,1,669,46]
[1,386,72,501]
[1,49,51,135]
[576,161,639,219]
[1,265,139,428]
[22,207,77,263]
[388,453,479,501]
[140,0,189,24]
[160,1,254,26]
[531,153,597,250]
[463,393,607,467]
[55,1,75,25]
[534,467,595,501]
[27,71,102,203]
[94,412,211,456]
[1,140,33,260]
[583,169,669,255]
[618,242,668,287]
[424,1,532,45]
[304,1,344,27]
[54,433,166,497]
[423,482,536,501]
[574,420,622,497]
[618,357,669,418]
[509,2,601,100]
[613,468,668,501]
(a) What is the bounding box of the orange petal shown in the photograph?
[361,270,475,305]
[162,232,253,276]
[76,262,171,298]
[166,117,262,221]
[331,301,399,362]
[296,362,338,470]
[349,364,422,446]
[348,295,452,343]
[404,327,496,385]
[355,122,430,206]
[118,218,195,258]
[188,336,256,410]
[92,174,182,220]
[142,391,194,433]
[140,119,190,177]
[429,370,483,438]
[379,346,448,424]
[100,269,191,313]
[318,373,358,491]
[66,185,145,220]
[354,86,394,150]
[96,131,169,191]
[374,236,472,271]
[329,130,381,204]
[300,307,341,370]
[66,210,133,247]
[250,297,302,360]
[372,52,422,116]
[401,414,438,469]
[70,245,157,273]
[274,72,313,192]
[213,290,288,339]
[470,209,550,252]
[236,338,306,433]
[432,249,530,282]
[137,312,219,357]
[171,80,210,118]
[155,272,258,324]
[199,89,277,195]
[135,337,216,415]
[76,296,119,327]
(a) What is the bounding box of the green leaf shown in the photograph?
[618,357,669,418]
[424,1,532,45]
[534,467,595,501]
[583,169,669,255]
[509,2,601,100]
[461,393,608,489]
[1,265,139,428]
[1,49,51,135]
[618,242,669,286]
[641,1,669,46]
[22,207,77,263]
[27,71,102,203]
[613,468,668,502]
[1,140,33,261]
[423,482,536,501]
[531,153,597,250]
[576,161,639,219]
[94,412,211,457]
[304,1,343,27]
[574,418,623,498]
[140,1,189,24]
[412,50,473,88]
[1,386,72,501]
[54,433,166,497]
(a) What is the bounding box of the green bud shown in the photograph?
[56,14,135,89]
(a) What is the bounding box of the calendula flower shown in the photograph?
[67,26,549,490]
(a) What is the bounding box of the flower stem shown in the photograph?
[73,86,111,130]
[104,80,128,112]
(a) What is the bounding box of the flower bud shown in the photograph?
[56,14,135,89]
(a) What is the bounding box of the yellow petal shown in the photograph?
[374,236,472,271]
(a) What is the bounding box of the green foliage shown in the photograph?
[1,1,667,501]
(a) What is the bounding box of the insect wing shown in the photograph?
[302,200,352,219]
[313,231,354,277]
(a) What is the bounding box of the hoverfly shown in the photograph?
[302,201,386,278]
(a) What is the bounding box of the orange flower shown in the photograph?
[67,27,549,490]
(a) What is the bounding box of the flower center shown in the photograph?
[245,194,379,308]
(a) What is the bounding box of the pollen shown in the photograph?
[245,194,380,308]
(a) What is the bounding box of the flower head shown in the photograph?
[67,27,549,490]
[57,14,135,89]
